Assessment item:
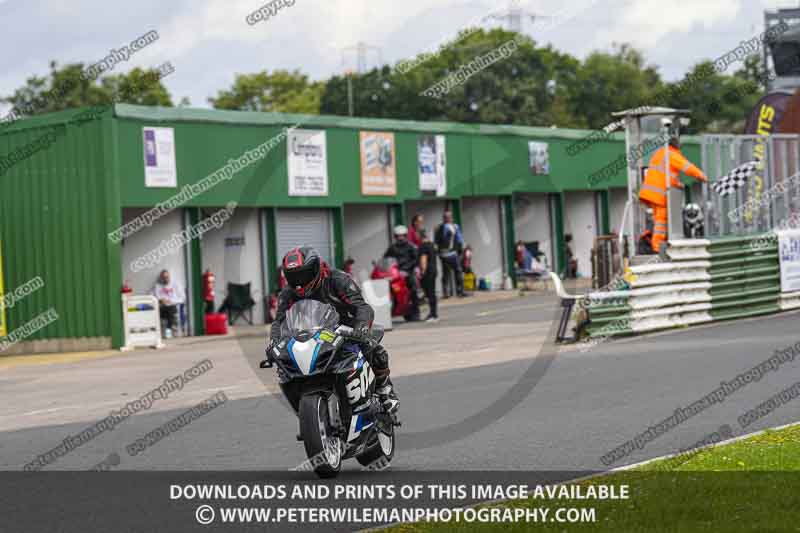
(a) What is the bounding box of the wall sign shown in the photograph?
[418,134,447,196]
[360,131,397,196]
[288,129,328,196]
[143,127,177,188]
[529,141,550,175]
[778,228,800,292]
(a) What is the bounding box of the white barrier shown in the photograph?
[628,260,711,287]
[361,279,393,331]
[780,291,800,311]
[666,239,711,261]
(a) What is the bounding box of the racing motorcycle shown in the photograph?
[682,203,705,238]
[261,300,398,478]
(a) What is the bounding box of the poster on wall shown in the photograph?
[143,127,177,188]
[778,228,800,292]
[418,134,447,196]
[288,129,328,196]
[529,141,549,175]
[360,131,397,196]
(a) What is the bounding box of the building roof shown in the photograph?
[1,103,701,144]
[112,104,620,141]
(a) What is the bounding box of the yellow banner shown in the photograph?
[0,238,5,337]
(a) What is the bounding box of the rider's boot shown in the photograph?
[376,375,399,414]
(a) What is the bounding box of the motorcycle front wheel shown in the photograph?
[356,422,395,470]
[299,393,342,478]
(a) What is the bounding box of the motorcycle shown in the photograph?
[682,203,705,238]
[370,257,416,320]
[261,299,398,478]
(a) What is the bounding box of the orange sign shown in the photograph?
[360,131,397,196]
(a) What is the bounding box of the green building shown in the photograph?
[0,104,701,354]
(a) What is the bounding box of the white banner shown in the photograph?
[288,129,328,196]
[778,229,800,292]
[418,134,447,196]
[143,127,177,188]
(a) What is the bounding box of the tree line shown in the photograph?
[2,29,769,134]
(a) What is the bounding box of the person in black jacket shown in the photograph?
[418,229,438,322]
[384,225,421,321]
[269,246,398,413]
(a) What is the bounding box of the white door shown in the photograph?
[609,188,629,235]
[120,208,187,297]
[200,208,265,322]
[563,192,599,278]
[513,193,554,270]
[461,197,504,288]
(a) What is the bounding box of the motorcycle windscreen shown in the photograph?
[280,300,340,339]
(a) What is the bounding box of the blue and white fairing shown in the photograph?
[286,333,323,375]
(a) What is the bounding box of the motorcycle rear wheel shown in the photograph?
[299,393,342,478]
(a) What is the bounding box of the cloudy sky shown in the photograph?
[0,0,797,113]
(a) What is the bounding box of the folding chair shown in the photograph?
[219,282,256,326]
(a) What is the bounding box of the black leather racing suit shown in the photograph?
[270,269,391,379]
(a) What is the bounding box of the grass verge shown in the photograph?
[389,424,800,532]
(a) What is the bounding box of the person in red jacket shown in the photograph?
[202,269,216,313]
[408,214,424,248]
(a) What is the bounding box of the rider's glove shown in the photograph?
[354,324,371,342]
[261,339,277,368]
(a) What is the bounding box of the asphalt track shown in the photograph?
[1,294,798,474]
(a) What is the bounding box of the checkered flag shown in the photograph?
[712,161,758,196]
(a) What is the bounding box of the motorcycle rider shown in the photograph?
[383,225,421,321]
[268,246,399,413]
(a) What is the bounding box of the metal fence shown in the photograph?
[701,134,800,237]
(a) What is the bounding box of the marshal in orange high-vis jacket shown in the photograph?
[638,139,707,252]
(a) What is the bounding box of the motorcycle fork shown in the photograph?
[327,392,344,437]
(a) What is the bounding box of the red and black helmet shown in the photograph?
[282,246,326,296]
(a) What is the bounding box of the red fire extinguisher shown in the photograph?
[202,269,215,314]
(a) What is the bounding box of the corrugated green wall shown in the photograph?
[0,108,121,345]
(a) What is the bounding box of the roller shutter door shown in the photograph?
[276,209,333,265]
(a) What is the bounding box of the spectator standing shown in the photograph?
[152,269,185,337]
[202,269,216,313]
[564,234,578,278]
[434,209,465,298]
[408,214,424,248]
[418,229,438,322]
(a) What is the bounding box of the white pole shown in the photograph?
[664,126,671,252]
[624,117,635,265]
